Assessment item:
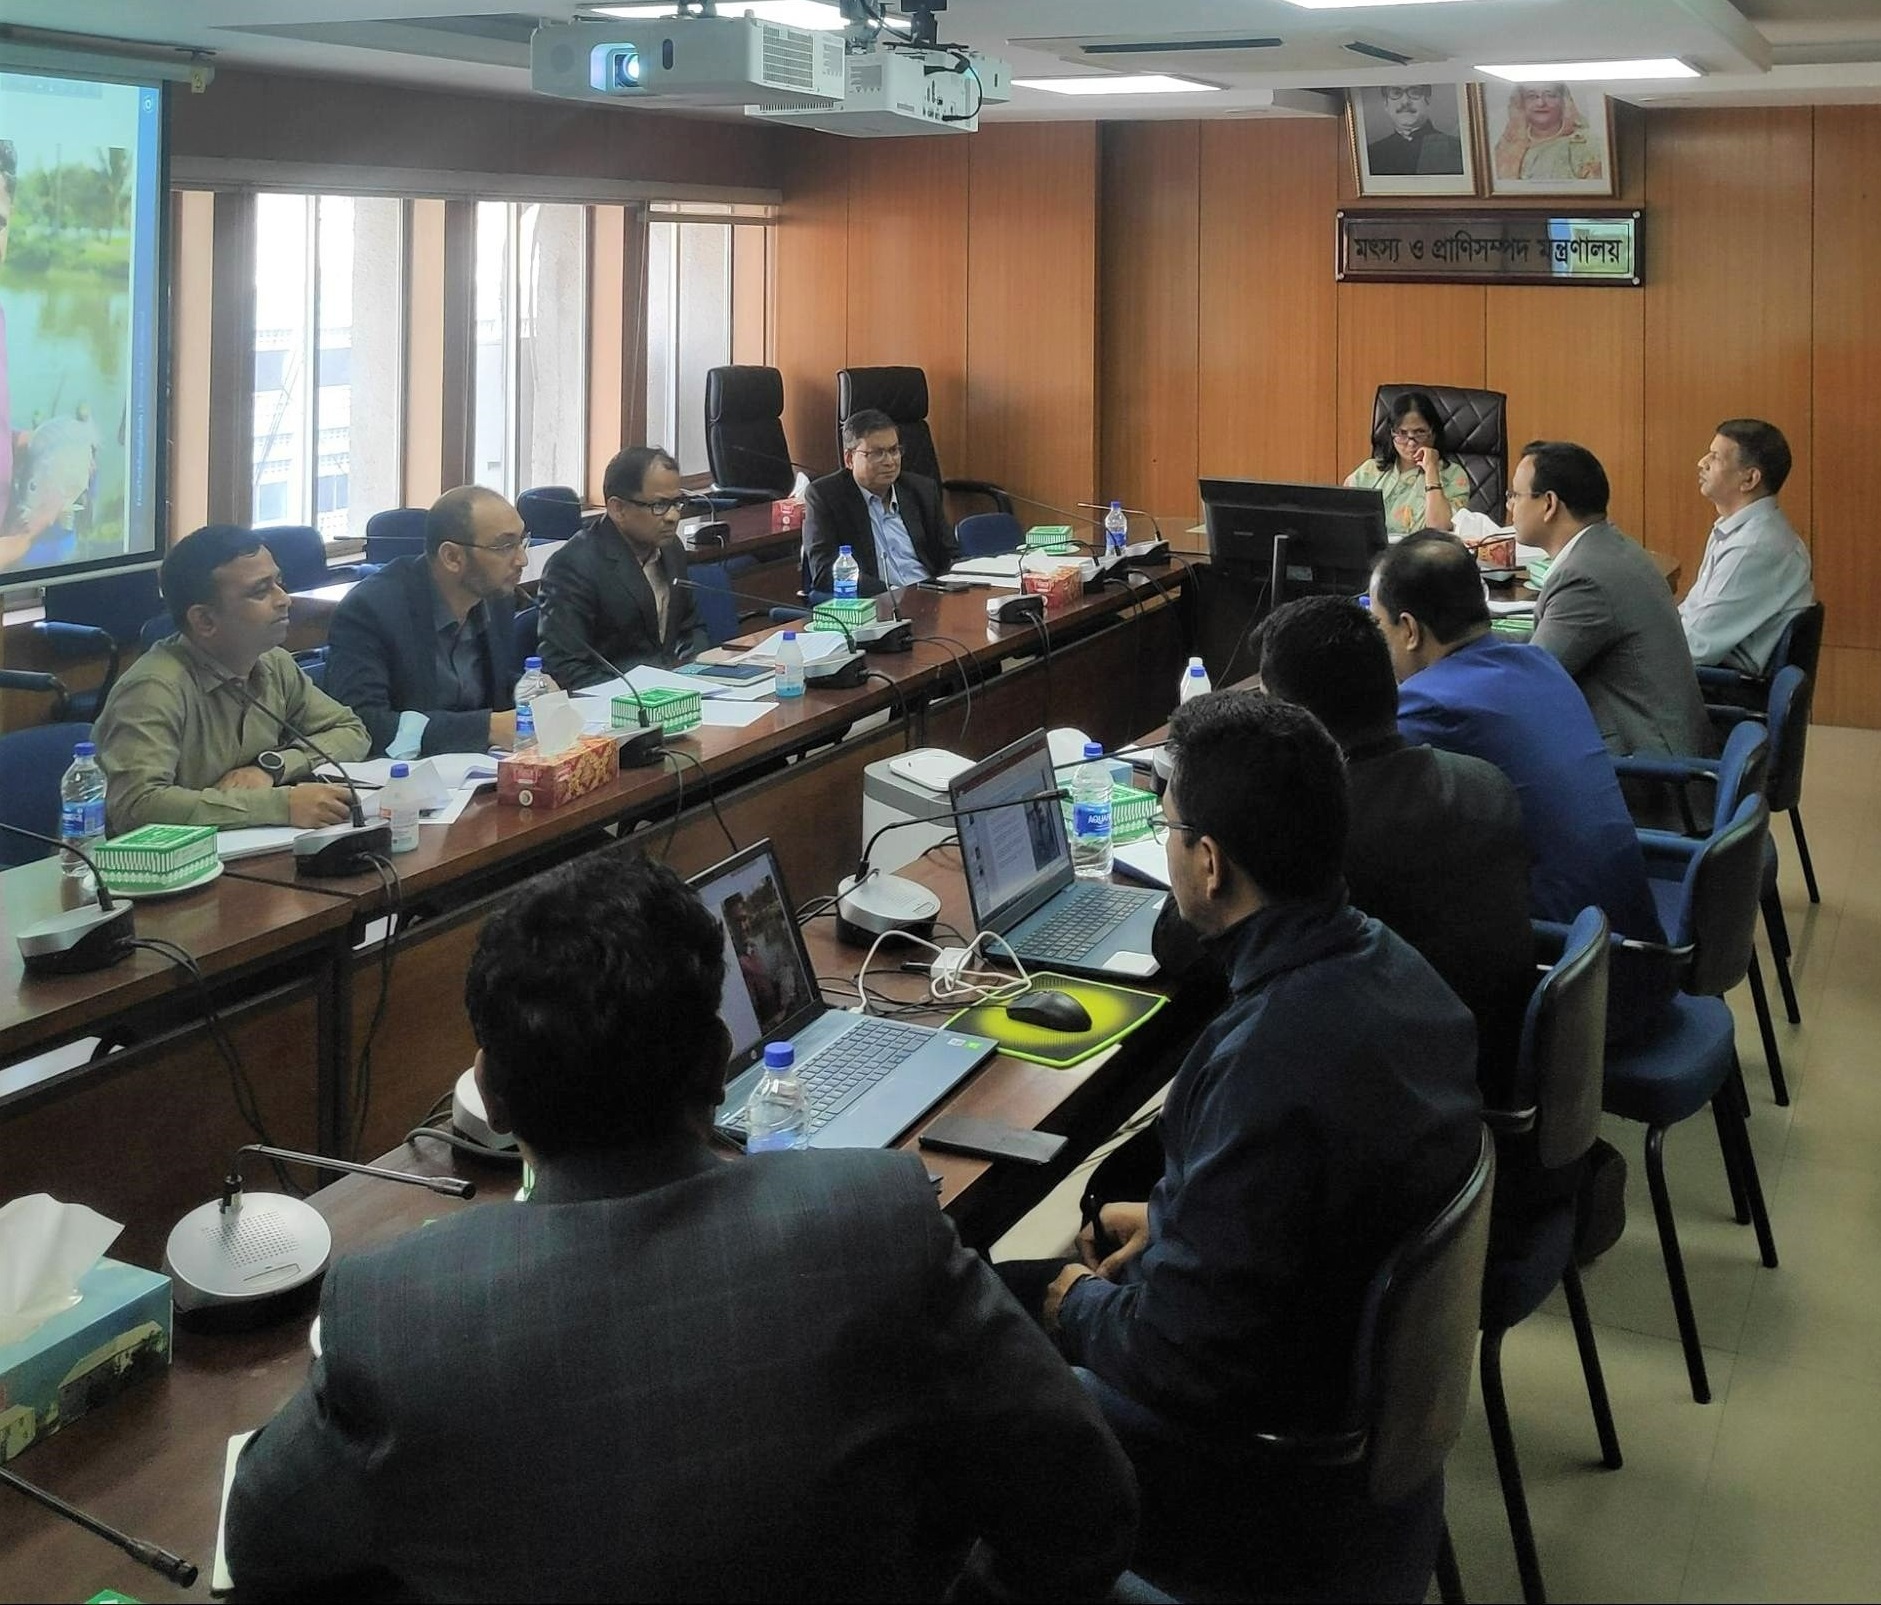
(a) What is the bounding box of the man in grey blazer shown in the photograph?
[225,852,1137,1602]
[1516,440,1716,759]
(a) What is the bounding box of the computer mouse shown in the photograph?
[1005,989,1093,1033]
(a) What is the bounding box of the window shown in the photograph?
[251,193,404,541]
[473,200,588,499]
[645,219,732,473]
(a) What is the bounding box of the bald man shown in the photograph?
[325,487,531,757]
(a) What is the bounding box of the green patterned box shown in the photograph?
[1061,782,1158,844]
[812,597,878,635]
[1026,524,1080,555]
[94,824,218,893]
[611,686,702,736]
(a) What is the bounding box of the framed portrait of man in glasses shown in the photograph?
[1349,83,1481,198]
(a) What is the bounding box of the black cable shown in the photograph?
[796,893,841,926]
[862,669,909,728]
[349,853,402,1159]
[657,750,688,862]
[919,633,976,742]
[125,937,303,1194]
[405,1122,523,1167]
[665,746,738,854]
[1025,612,1054,728]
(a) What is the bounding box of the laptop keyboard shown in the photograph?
[796,1018,938,1133]
[1020,883,1151,963]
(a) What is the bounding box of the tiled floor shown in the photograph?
[997,724,1881,1604]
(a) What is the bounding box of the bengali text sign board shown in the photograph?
[1336,210,1641,287]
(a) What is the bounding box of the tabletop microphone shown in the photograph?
[673,576,911,656]
[835,788,1069,945]
[0,1462,197,1587]
[220,678,391,876]
[0,822,137,976]
[576,644,666,767]
[1076,503,1172,573]
[164,1143,476,1328]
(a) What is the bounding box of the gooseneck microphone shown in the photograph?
[0,822,137,976]
[673,575,913,655]
[0,1462,197,1587]
[576,643,665,768]
[220,675,391,876]
[164,1142,476,1326]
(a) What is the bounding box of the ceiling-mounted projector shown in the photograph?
[749,46,1011,136]
[531,17,845,108]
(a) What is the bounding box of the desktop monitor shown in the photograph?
[1200,479,1389,606]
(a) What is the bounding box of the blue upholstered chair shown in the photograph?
[0,721,95,868]
[955,513,1024,559]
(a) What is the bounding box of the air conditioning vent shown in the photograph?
[1081,37,1283,56]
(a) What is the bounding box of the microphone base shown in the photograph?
[855,619,915,653]
[164,1192,332,1330]
[452,1065,520,1153]
[17,901,137,977]
[1096,540,1170,577]
[835,873,942,947]
[987,594,1047,626]
[294,819,393,878]
[804,651,869,690]
[619,726,666,768]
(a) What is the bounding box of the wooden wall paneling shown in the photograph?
[1198,120,1342,495]
[844,139,971,475]
[437,200,477,492]
[1335,281,1487,478]
[1643,108,1814,595]
[587,205,627,503]
[1816,647,1881,730]
[403,198,448,507]
[964,124,1100,518]
[1811,106,1881,657]
[168,189,216,542]
[773,135,851,475]
[730,221,770,368]
[1099,122,1199,524]
[1486,285,1646,534]
[206,191,256,526]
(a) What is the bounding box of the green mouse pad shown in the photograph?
[944,972,1168,1069]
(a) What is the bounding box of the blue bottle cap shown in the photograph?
[390,762,410,779]
[782,630,797,641]
[1084,741,1103,758]
[1188,663,1207,677]
[524,656,542,670]
[763,1042,794,1069]
[74,741,97,758]
[838,545,852,555]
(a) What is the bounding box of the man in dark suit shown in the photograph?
[226,852,1137,1602]
[1517,440,1717,760]
[802,408,954,595]
[537,446,707,690]
[324,485,527,756]
[1257,594,1533,1107]
[1002,694,1481,1594]
[1366,84,1466,176]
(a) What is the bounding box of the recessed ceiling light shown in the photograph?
[1477,58,1701,81]
[1013,74,1223,96]
[587,2,850,28]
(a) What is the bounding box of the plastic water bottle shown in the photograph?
[1104,500,1130,556]
[1070,740,1114,881]
[744,1042,809,1152]
[58,741,107,879]
[512,656,558,752]
[379,761,421,854]
[775,631,806,699]
[1179,656,1212,704]
[833,545,861,601]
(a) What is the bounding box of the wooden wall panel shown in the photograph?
[403,199,447,507]
[772,136,851,475]
[1643,108,1814,595]
[1486,285,1647,535]
[168,190,215,541]
[845,139,971,475]
[1100,122,1200,522]
[964,125,1101,518]
[1197,120,1341,493]
[1811,106,1881,654]
[1817,647,1881,731]
[1335,282,1487,474]
[587,206,627,503]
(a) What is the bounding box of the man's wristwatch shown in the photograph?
[256,750,289,786]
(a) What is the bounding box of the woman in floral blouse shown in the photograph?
[1345,390,1472,536]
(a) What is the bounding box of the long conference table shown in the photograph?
[0,566,1194,1272]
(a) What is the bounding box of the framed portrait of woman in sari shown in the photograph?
[1482,82,1617,197]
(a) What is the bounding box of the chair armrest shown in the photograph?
[707,486,781,507]
[941,477,1014,516]
[0,668,68,698]
[1696,664,1764,691]
[1637,827,1700,879]
[1612,752,1718,787]
[767,605,811,624]
[1705,703,1762,730]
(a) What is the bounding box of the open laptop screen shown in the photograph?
[951,731,1071,932]
[689,842,823,1079]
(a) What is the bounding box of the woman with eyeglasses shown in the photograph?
[1343,390,1470,536]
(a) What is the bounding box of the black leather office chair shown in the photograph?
[705,366,795,503]
[1371,385,1509,518]
[517,486,585,545]
[836,366,1012,517]
[362,507,427,567]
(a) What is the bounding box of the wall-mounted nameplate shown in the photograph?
[1336,209,1641,286]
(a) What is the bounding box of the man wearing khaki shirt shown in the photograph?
[94,524,369,834]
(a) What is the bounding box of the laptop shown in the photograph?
[691,840,998,1149]
[947,730,1166,980]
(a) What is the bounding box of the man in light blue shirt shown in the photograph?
[1681,419,1814,673]
[802,409,955,596]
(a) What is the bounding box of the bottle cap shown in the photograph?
[524,656,542,670]
[1110,500,1123,510]
[782,630,797,641]
[74,741,97,758]
[838,545,852,555]
[1084,741,1103,758]
[1188,664,1207,677]
[390,762,410,779]
[763,1042,794,1070]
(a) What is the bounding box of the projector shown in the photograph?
[531,18,844,109]
[750,47,1011,137]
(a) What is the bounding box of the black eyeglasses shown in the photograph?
[622,496,690,517]
[1153,817,1202,842]
[450,536,527,556]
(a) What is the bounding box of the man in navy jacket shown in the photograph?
[325,486,527,757]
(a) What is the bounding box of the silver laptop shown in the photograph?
[948,731,1165,980]
[693,840,998,1149]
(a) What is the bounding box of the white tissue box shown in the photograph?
[0,1259,172,1463]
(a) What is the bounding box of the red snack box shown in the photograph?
[1022,561,1084,613]
[770,497,806,534]
[497,735,622,809]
